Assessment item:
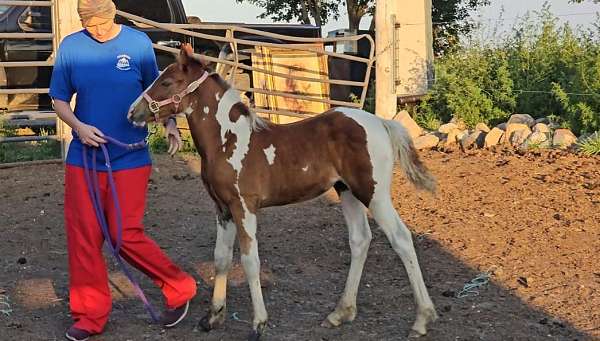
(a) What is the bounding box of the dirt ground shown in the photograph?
[1,149,599,341]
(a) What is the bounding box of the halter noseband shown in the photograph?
[143,71,209,122]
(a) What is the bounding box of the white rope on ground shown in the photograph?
[456,272,491,298]
[0,295,12,316]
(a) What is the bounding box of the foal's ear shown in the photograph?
[178,44,194,71]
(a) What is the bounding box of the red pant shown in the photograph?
[64,165,197,333]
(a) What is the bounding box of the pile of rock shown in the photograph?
[400,111,579,151]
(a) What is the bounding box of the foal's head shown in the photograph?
[128,44,210,126]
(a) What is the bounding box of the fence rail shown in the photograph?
[117,9,375,119]
[0,1,53,6]
[0,135,59,143]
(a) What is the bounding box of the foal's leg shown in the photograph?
[369,196,437,337]
[199,214,236,331]
[322,190,372,328]
[231,202,268,340]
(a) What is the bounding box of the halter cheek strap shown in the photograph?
[143,71,210,122]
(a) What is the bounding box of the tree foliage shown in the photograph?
[236,0,489,53]
[417,8,600,134]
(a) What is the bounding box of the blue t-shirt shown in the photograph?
[49,25,159,171]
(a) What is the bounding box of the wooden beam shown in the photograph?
[375,0,434,118]
[54,0,81,160]
[0,1,53,6]
[375,0,399,119]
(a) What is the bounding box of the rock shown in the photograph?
[496,122,507,130]
[527,131,549,144]
[460,130,485,149]
[507,113,535,127]
[552,129,577,148]
[510,129,532,146]
[445,128,462,145]
[484,127,504,148]
[456,129,469,142]
[532,123,550,134]
[503,123,531,145]
[396,110,422,141]
[521,131,551,150]
[475,122,490,133]
[414,134,440,150]
[438,123,458,134]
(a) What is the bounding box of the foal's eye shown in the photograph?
[161,80,173,87]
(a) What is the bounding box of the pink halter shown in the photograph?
[143,71,209,122]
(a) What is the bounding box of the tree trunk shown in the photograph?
[346,0,365,32]
[311,0,323,27]
[299,0,311,25]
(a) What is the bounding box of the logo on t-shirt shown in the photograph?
[116,54,131,71]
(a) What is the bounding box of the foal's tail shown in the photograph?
[381,119,437,193]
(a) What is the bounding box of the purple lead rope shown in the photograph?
[81,136,160,323]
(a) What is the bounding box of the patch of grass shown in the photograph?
[414,111,442,131]
[0,140,61,163]
[577,132,600,156]
[0,121,61,163]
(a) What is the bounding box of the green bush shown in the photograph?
[418,6,600,134]
[147,123,197,154]
[578,131,600,156]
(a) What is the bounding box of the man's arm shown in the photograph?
[53,99,106,147]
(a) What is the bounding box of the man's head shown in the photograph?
[78,0,117,42]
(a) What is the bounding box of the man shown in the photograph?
[49,1,196,340]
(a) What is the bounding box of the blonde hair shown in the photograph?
[77,0,116,24]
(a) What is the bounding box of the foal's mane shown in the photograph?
[188,54,268,132]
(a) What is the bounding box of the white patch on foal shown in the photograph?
[215,88,251,174]
[184,106,194,117]
[215,92,221,102]
[214,87,268,326]
[302,165,309,172]
[337,107,390,196]
[263,144,276,165]
[203,106,210,114]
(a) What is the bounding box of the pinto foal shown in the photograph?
[129,46,438,340]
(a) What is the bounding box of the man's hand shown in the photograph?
[75,123,106,147]
[165,118,182,156]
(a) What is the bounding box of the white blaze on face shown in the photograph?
[203,106,210,115]
[129,69,165,115]
[263,144,276,165]
[302,165,309,172]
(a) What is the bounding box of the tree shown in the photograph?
[237,0,490,54]
[346,0,374,32]
[234,0,340,27]
[431,0,490,54]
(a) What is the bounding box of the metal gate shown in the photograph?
[116,10,375,122]
[0,0,62,167]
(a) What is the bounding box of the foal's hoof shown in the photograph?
[321,306,356,328]
[247,330,261,341]
[198,315,213,332]
[408,306,438,338]
[247,322,267,341]
[198,308,226,332]
[408,330,426,338]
